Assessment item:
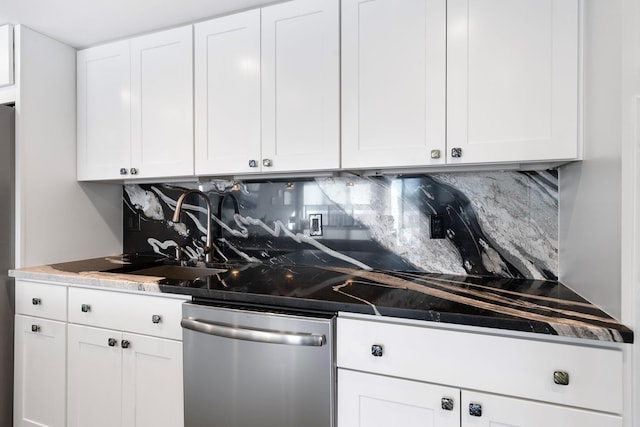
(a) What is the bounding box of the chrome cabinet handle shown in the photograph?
[554,371,569,386]
[248,159,258,168]
[81,304,91,313]
[31,298,41,305]
[130,168,138,175]
[441,398,454,411]
[121,340,130,349]
[151,315,162,324]
[371,344,383,357]
[262,159,272,167]
[431,149,441,159]
[31,325,40,333]
[451,147,462,158]
[181,318,326,347]
[120,168,128,175]
[108,338,117,347]
[469,403,482,417]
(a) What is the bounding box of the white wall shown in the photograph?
[14,25,122,268]
[559,1,623,320]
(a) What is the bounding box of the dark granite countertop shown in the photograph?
[10,254,633,344]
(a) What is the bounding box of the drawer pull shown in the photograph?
[152,315,162,324]
[81,304,91,313]
[554,371,570,386]
[31,324,40,333]
[371,344,383,357]
[469,403,482,417]
[108,338,117,347]
[121,340,131,349]
[31,298,41,305]
[441,397,454,411]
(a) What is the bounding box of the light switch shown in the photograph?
[309,214,323,236]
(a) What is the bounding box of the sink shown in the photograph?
[114,265,228,281]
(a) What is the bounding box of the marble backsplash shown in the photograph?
[123,170,558,280]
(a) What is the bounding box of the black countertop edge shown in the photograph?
[158,283,634,344]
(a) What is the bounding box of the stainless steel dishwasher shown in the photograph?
[181,302,335,427]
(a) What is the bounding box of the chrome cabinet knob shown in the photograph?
[371,344,383,357]
[451,147,462,158]
[151,315,162,324]
[31,324,40,333]
[441,397,454,411]
[81,304,91,313]
[108,338,117,347]
[469,403,482,417]
[248,159,258,168]
[121,340,131,349]
[31,298,41,305]
[554,371,569,386]
[262,159,272,167]
[120,168,128,175]
[130,168,138,175]
[431,149,441,159]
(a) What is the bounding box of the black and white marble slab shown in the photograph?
[123,171,558,280]
[10,255,633,344]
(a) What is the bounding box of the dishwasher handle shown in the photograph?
[181,317,326,347]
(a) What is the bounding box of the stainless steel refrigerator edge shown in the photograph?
[0,104,15,426]
[182,303,335,427]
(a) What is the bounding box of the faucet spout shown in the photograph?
[172,189,214,263]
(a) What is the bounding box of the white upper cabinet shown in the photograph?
[194,10,261,175]
[0,24,14,88]
[130,26,194,178]
[77,26,193,180]
[261,0,340,173]
[77,40,130,180]
[195,0,340,176]
[341,0,446,169]
[447,0,579,165]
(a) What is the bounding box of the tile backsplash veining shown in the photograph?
[123,170,558,280]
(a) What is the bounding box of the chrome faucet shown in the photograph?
[172,189,214,263]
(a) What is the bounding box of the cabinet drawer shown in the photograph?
[337,316,623,414]
[15,280,67,321]
[68,287,187,340]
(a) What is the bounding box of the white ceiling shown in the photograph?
[0,0,280,49]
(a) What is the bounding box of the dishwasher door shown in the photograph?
[181,302,335,427]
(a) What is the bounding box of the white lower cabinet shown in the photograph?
[339,370,622,427]
[67,325,183,427]
[14,280,68,427]
[338,369,459,427]
[461,390,621,427]
[336,315,624,427]
[14,280,187,427]
[14,315,66,427]
[67,287,186,427]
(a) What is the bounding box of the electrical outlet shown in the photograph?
[309,214,323,236]
[430,214,445,239]
[127,213,142,232]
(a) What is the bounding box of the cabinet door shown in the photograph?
[338,369,460,427]
[14,315,66,427]
[261,0,340,173]
[121,333,184,427]
[130,26,194,178]
[447,0,579,164]
[67,324,123,427]
[461,391,622,427]
[341,0,446,169]
[77,40,131,180]
[194,10,261,176]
